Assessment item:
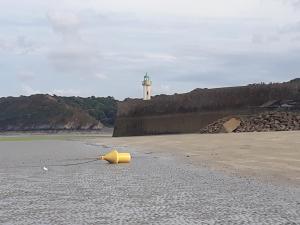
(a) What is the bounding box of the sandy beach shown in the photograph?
[92,131,300,186]
[0,131,299,224]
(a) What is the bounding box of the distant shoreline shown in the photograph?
[0,127,113,136]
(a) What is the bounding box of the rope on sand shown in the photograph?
[2,159,99,169]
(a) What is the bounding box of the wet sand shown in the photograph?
[0,132,300,224]
[94,131,300,186]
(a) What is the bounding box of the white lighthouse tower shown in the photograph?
[142,73,152,100]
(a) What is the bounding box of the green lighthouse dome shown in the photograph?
[144,72,150,81]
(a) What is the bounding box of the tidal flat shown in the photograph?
[0,134,299,224]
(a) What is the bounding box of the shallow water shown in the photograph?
[0,140,299,224]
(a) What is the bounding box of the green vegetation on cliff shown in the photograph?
[59,96,117,126]
[0,94,117,131]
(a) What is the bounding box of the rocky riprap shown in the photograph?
[200,111,300,134]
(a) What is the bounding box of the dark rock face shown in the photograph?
[113,79,300,137]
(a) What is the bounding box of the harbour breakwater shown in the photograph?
[113,79,300,137]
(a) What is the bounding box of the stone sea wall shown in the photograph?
[113,79,300,137]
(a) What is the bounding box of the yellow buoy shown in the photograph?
[99,150,131,164]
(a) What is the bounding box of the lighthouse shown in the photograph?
[142,73,152,100]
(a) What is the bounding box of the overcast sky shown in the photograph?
[1,0,300,99]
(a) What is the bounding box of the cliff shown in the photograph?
[0,94,117,131]
[113,79,300,137]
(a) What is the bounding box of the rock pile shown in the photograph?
[200,111,300,134]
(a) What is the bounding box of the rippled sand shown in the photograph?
[0,137,299,224]
[96,131,300,185]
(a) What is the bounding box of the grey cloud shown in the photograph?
[5,7,297,98]
[276,21,300,43]
[21,84,41,95]
[47,11,81,35]
[291,35,300,41]
[280,21,300,33]
[0,36,37,54]
[17,71,36,82]
[2,1,300,99]
[46,10,298,93]
[172,49,300,87]
[284,0,300,8]
[16,36,37,54]
[48,46,101,76]
[47,11,101,77]
[46,12,178,78]
[252,34,264,44]
[0,38,10,51]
